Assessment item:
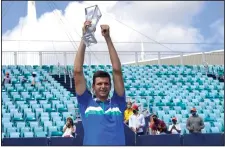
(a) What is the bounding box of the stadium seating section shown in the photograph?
[1,64,224,139]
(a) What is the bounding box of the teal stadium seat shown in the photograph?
[23,132,34,138]
[9,132,20,138]
[211,127,220,133]
[33,127,44,133]
[20,127,31,133]
[213,122,223,132]
[35,132,47,137]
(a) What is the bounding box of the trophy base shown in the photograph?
[83,32,97,47]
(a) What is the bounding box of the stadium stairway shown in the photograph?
[51,75,76,96]
[207,74,224,82]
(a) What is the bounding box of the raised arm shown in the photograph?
[74,21,90,95]
[101,25,124,96]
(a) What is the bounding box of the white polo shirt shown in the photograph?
[129,113,145,133]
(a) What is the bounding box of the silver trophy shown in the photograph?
[83,5,102,47]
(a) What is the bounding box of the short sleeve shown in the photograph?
[76,89,92,116]
[76,88,92,105]
[111,90,126,113]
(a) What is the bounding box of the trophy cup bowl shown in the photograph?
[83,5,102,47]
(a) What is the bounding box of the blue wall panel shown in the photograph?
[3,137,48,146]
[136,134,181,146]
[124,124,136,146]
[183,133,224,146]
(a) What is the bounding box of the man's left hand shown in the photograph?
[100,25,110,38]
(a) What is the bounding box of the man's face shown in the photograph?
[6,73,9,78]
[152,116,158,122]
[92,77,111,100]
[127,103,132,108]
[191,111,197,116]
[67,118,72,124]
[172,120,177,124]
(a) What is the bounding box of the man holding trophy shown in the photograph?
[74,5,126,145]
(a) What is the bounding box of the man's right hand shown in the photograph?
[82,21,96,36]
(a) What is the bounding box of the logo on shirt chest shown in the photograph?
[84,106,122,117]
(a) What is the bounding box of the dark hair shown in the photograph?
[92,70,111,85]
[67,117,74,127]
[127,101,132,105]
[152,114,158,118]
